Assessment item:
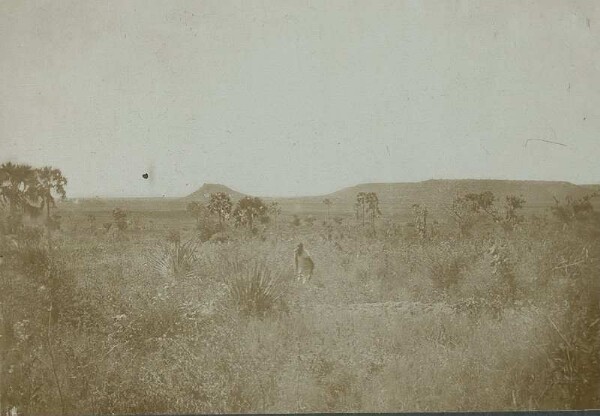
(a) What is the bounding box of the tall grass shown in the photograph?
[1,212,599,413]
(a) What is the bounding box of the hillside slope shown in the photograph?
[330,179,586,207]
[273,179,594,217]
[184,183,247,201]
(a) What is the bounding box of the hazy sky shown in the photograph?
[1,0,599,198]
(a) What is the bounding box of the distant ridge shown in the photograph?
[257,179,596,215]
[64,179,597,215]
[184,183,247,200]
[182,179,595,215]
[184,179,594,203]
[326,179,588,207]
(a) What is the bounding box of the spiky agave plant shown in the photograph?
[147,234,200,279]
[225,259,286,318]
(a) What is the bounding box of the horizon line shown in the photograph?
[66,177,600,200]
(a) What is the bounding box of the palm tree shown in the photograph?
[208,192,233,227]
[232,196,268,229]
[36,166,67,219]
[356,192,367,226]
[366,192,381,228]
[0,162,41,214]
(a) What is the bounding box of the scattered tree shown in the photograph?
[0,162,41,216]
[207,192,233,227]
[232,196,268,229]
[449,192,492,237]
[412,203,429,239]
[267,201,281,221]
[356,192,367,226]
[36,166,67,220]
[551,193,598,225]
[355,192,381,228]
[449,191,526,236]
[365,192,381,228]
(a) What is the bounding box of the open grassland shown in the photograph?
[1,201,599,414]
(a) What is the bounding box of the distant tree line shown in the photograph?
[185,185,599,241]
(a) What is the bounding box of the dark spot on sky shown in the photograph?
[142,173,149,179]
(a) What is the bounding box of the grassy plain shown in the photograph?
[1,186,599,414]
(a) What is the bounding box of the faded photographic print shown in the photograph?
[1,0,599,414]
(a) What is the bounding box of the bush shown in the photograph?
[224,260,287,318]
[419,240,478,293]
[147,235,200,279]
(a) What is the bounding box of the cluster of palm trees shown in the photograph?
[0,162,67,224]
[188,193,279,231]
[355,191,381,227]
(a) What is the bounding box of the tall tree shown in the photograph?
[356,192,367,226]
[232,196,268,229]
[267,201,281,222]
[0,162,41,214]
[365,192,381,227]
[36,166,68,219]
[207,192,233,227]
[412,203,429,239]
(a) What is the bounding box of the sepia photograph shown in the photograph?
[1,0,599,414]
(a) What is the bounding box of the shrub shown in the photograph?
[225,260,286,318]
[147,235,200,279]
[420,241,475,292]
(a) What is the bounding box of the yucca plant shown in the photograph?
[225,259,286,318]
[147,233,200,279]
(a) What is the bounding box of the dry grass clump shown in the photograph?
[224,259,288,318]
[146,231,200,279]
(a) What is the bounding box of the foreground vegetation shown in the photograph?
[1,166,599,413]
